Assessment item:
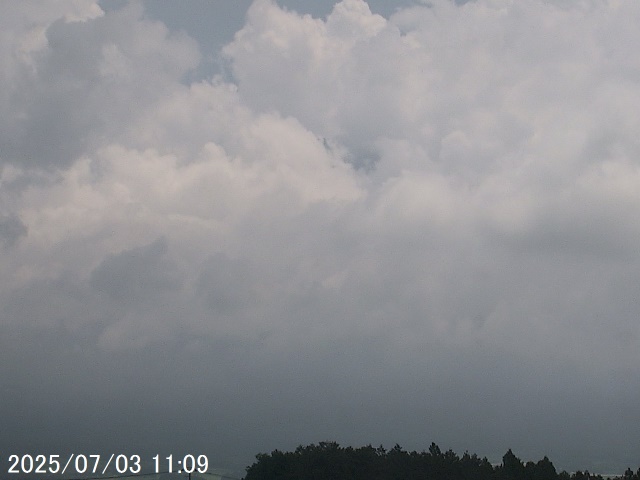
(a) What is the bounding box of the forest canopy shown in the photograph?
[244,442,640,480]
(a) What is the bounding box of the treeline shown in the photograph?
[244,441,640,480]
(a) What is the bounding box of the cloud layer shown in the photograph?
[2,0,640,473]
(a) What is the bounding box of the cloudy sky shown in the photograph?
[2,0,640,475]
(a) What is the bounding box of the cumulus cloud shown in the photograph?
[0,1,199,169]
[2,0,640,473]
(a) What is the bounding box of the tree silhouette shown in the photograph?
[243,442,636,480]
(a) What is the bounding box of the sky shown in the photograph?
[2,0,640,476]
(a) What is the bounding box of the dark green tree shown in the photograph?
[500,449,525,480]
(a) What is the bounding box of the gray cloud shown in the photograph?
[2,0,640,475]
[0,214,27,247]
[90,237,178,304]
[0,1,199,169]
